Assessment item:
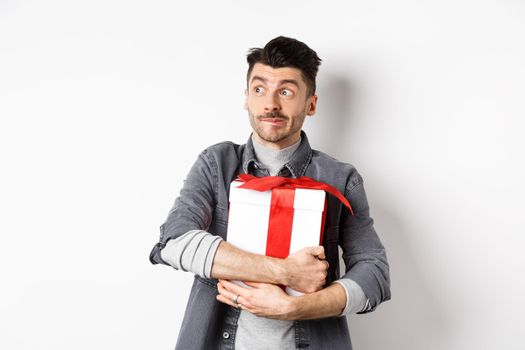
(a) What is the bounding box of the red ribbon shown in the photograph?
[235,174,354,260]
[236,174,354,215]
[267,187,295,259]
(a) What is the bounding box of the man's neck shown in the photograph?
[251,134,301,176]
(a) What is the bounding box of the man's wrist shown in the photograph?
[270,292,301,321]
[269,257,289,285]
[283,283,347,321]
[287,294,303,320]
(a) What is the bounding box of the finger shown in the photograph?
[308,246,325,259]
[243,281,265,288]
[322,260,329,270]
[216,294,244,309]
[218,279,232,286]
[220,279,247,295]
[216,294,256,313]
[318,246,326,259]
[217,284,246,306]
[217,283,236,300]
[217,285,253,310]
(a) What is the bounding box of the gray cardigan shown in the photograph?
[149,131,391,349]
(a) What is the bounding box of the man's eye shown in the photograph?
[255,87,264,94]
[281,89,293,96]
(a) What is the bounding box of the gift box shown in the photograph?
[226,174,353,296]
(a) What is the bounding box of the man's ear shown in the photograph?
[244,89,248,110]
[306,95,318,116]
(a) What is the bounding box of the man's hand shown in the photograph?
[283,246,329,293]
[216,279,295,320]
[216,278,348,321]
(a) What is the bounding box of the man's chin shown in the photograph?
[254,130,286,144]
[254,130,280,142]
[260,135,285,143]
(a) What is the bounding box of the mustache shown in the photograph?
[257,112,288,120]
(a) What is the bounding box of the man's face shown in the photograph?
[245,63,317,149]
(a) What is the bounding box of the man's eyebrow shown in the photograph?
[279,79,300,88]
[250,76,300,88]
[250,76,267,85]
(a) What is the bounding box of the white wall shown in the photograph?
[1,1,524,349]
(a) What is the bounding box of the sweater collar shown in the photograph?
[242,130,313,178]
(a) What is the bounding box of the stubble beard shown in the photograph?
[248,109,306,144]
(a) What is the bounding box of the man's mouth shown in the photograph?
[258,112,288,125]
[259,117,287,126]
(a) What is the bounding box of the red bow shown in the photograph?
[236,174,354,216]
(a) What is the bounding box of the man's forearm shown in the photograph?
[162,230,328,293]
[161,230,222,278]
[212,241,329,293]
[211,240,287,285]
[161,230,287,283]
[288,283,347,320]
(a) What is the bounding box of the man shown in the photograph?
[149,36,390,349]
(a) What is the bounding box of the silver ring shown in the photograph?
[232,294,240,305]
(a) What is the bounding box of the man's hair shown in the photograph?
[246,36,322,97]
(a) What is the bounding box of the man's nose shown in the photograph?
[264,93,281,112]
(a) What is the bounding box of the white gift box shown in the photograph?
[226,180,326,296]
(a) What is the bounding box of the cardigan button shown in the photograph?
[222,331,230,339]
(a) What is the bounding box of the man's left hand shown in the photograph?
[216,279,297,320]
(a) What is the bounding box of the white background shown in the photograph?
[1,1,524,349]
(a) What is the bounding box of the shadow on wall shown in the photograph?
[320,74,453,349]
[309,72,355,160]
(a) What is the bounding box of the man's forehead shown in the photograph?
[249,63,305,87]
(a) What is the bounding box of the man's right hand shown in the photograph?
[282,246,329,293]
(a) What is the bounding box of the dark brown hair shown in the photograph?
[246,36,322,97]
